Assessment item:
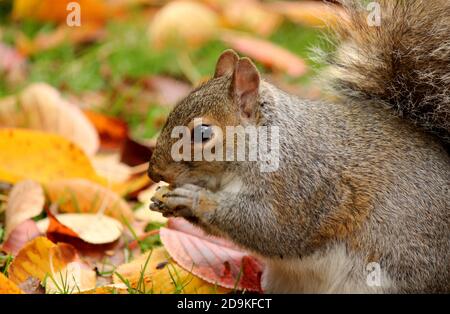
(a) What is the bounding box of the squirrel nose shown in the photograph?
[148,164,163,183]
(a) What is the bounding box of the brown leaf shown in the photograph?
[160,218,263,292]
[221,32,307,77]
[120,136,154,167]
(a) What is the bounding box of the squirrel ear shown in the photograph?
[231,57,260,119]
[214,49,239,78]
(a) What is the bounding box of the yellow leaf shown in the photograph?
[45,179,134,222]
[8,237,76,285]
[0,128,105,185]
[113,247,229,294]
[5,180,44,240]
[0,83,100,156]
[0,272,23,294]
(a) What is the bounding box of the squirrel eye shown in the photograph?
[192,124,213,143]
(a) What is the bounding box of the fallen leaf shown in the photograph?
[223,0,282,36]
[120,136,153,167]
[83,111,128,151]
[160,218,263,292]
[45,261,96,294]
[268,1,344,27]
[149,0,219,49]
[17,276,44,294]
[0,83,100,156]
[142,76,192,107]
[8,237,77,285]
[12,0,112,24]
[4,180,44,240]
[17,24,106,56]
[221,32,307,77]
[1,220,41,256]
[37,213,123,245]
[0,272,23,294]
[0,128,104,184]
[114,247,229,293]
[92,154,133,184]
[167,217,237,249]
[45,178,134,222]
[79,283,128,294]
[0,43,27,84]
[112,173,151,198]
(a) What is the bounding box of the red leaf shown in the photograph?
[1,220,41,256]
[160,218,264,292]
[221,32,307,77]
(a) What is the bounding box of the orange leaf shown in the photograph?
[0,273,23,294]
[8,237,77,285]
[221,32,307,77]
[12,0,112,24]
[160,218,263,292]
[83,110,128,150]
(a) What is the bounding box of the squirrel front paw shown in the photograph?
[150,184,217,219]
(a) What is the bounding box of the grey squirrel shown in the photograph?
[148,0,450,293]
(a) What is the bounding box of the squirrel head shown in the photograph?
[148,49,262,190]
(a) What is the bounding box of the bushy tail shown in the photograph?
[326,0,450,145]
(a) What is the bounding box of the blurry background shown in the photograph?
[0,0,340,142]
